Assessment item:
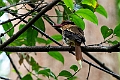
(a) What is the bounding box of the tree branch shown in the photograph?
[1,46,120,52]
[83,59,120,79]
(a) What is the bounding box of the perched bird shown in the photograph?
[24,0,41,3]
[54,20,85,68]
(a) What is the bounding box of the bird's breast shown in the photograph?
[62,35,75,46]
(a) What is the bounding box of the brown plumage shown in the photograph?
[54,20,85,68]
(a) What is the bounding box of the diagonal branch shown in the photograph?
[83,59,120,79]
[83,51,113,72]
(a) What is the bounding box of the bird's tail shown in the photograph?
[75,45,83,68]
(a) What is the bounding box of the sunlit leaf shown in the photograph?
[96,5,107,18]
[63,0,74,10]
[82,0,98,8]
[101,26,113,39]
[48,51,64,64]
[113,24,120,37]
[70,14,85,30]
[75,9,98,25]
[58,70,72,77]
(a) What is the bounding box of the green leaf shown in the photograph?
[63,0,74,10]
[2,22,14,37]
[7,0,13,4]
[37,78,42,80]
[36,37,47,44]
[113,24,120,37]
[63,5,72,20]
[48,51,64,64]
[58,70,72,77]
[14,0,20,3]
[46,35,62,44]
[0,0,6,6]
[101,26,113,39]
[107,40,119,45]
[96,5,107,18]
[19,24,27,39]
[70,65,78,72]
[75,9,98,25]
[55,8,63,24]
[34,18,45,32]
[22,74,33,80]
[0,11,4,17]
[49,71,58,80]
[10,24,27,46]
[30,57,40,72]
[27,27,38,46]
[68,76,77,80]
[75,0,82,4]
[70,14,85,30]
[38,69,50,77]
[82,0,97,8]
[10,9,18,14]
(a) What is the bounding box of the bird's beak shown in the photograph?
[53,24,63,28]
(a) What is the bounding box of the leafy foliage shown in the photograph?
[75,9,98,25]
[0,0,119,80]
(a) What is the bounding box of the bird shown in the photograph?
[54,20,85,68]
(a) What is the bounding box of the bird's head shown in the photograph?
[53,20,75,28]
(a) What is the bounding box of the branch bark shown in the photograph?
[1,46,120,52]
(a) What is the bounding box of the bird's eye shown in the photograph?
[63,23,67,25]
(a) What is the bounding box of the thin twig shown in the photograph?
[86,64,91,80]
[0,0,49,49]
[83,59,120,79]
[5,5,62,47]
[83,51,113,72]
[7,54,22,79]
[0,1,30,11]
[66,68,81,80]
